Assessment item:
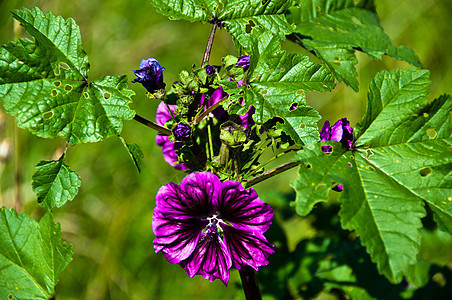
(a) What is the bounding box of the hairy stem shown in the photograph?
[201,22,218,67]
[133,114,172,136]
[245,161,301,188]
[239,267,262,300]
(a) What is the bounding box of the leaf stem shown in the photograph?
[239,267,262,300]
[133,114,172,136]
[201,22,218,67]
[245,161,301,188]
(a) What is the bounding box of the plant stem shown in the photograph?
[192,94,228,124]
[245,161,301,188]
[133,114,172,136]
[201,22,218,67]
[239,267,262,300]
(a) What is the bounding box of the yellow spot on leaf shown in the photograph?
[42,111,54,120]
[426,128,437,139]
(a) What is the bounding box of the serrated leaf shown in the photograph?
[150,0,293,48]
[32,154,81,209]
[0,7,135,145]
[119,136,144,173]
[0,207,73,299]
[224,30,335,145]
[287,0,421,91]
[292,68,451,283]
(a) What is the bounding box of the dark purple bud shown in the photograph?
[205,65,216,75]
[172,123,191,141]
[237,55,250,71]
[132,58,165,93]
[319,118,353,151]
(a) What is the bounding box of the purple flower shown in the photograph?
[156,102,188,171]
[173,123,191,141]
[237,55,250,71]
[319,117,353,153]
[132,58,165,93]
[153,172,276,285]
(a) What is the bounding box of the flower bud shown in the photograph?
[172,123,191,141]
[132,58,165,93]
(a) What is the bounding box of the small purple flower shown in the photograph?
[132,58,165,93]
[237,55,250,71]
[173,123,191,141]
[156,102,188,171]
[319,117,353,153]
[153,172,276,285]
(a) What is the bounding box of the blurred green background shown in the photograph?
[0,0,451,299]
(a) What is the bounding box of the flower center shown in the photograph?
[203,213,224,238]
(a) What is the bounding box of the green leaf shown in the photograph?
[119,136,144,173]
[287,0,422,91]
[150,0,293,48]
[291,68,451,283]
[224,30,335,145]
[32,154,81,209]
[0,207,73,299]
[0,7,135,145]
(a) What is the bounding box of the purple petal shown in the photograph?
[208,86,228,107]
[217,180,274,232]
[155,102,188,170]
[153,183,206,263]
[222,225,276,270]
[329,119,344,142]
[236,55,250,70]
[319,120,331,141]
[180,233,232,285]
[179,172,221,215]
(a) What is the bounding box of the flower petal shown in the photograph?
[217,181,274,232]
[180,232,232,285]
[222,225,276,270]
[319,120,331,141]
[179,172,221,216]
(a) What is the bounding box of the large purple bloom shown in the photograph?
[319,117,353,192]
[153,172,276,285]
[156,102,188,170]
[132,58,165,93]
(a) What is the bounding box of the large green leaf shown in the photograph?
[223,30,335,145]
[0,208,73,299]
[291,68,451,283]
[32,154,81,209]
[150,0,293,48]
[0,7,135,145]
[287,0,421,91]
